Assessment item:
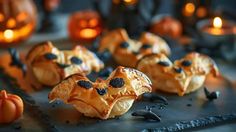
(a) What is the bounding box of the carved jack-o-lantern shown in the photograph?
[68,10,103,42]
[0,0,37,46]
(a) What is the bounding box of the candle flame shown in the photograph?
[4,29,14,40]
[213,17,222,28]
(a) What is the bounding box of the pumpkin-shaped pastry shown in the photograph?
[48,66,152,119]
[99,28,170,67]
[0,0,37,45]
[68,10,103,42]
[0,90,24,124]
[26,41,104,86]
[150,16,182,39]
[136,52,219,96]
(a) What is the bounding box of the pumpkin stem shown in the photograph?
[1,90,8,99]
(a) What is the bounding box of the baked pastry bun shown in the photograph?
[48,66,152,119]
[99,28,170,67]
[26,41,104,86]
[136,52,219,96]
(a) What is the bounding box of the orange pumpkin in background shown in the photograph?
[0,0,37,46]
[151,16,182,39]
[68,10,103,42]
[0,90,24,124]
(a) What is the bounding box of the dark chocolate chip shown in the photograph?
[141,44,152,49]
[181,60,192,66]
[97,49,111,62]
[204,87,220,100]
[98,67,113,78]
[44,53,58,60]
[120,41,129,48]
[70,56,83,65]
[96,88,107,96]
[66,120,70,124]
[77,80,92,89]
[157,61,170,67]
[132,51,139,55]
[109,78,125,88]
[57,63,70,68]
[174,67,183,73]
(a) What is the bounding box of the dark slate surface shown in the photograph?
[1,69,236,132]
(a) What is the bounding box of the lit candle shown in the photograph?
[210,17,223,35]
[213,17,222,28]
[197,16,236,47]
[202,16,235,35]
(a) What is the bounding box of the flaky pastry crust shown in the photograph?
[26,41,104,86]
[99,28,170,67]
[48,66,152,119]
[136,52,219,96]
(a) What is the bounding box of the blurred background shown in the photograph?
[1,0,236,62]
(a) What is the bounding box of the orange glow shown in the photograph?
[196,6,207,18]
[0,23,35,43]
[113,0,120,4]
[17,12,28,22]
[89,19,98,27]
[213,17,222,28]
[79,28,97,39]
[7,18,16,28]
[124,0,132,2]
[0,14,4,22]
[3,30,14,41]
[183,2,195,16]
[124,0,137,5]
[79,20,87,28]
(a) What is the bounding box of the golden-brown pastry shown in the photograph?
[26,41,104,86]
[136,52,219,96]
[48,66,152,119]
[99,28,170,67]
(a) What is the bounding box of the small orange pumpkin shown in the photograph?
[68,10,103,42]
[0,90,24,124]
[151,16,182,39]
